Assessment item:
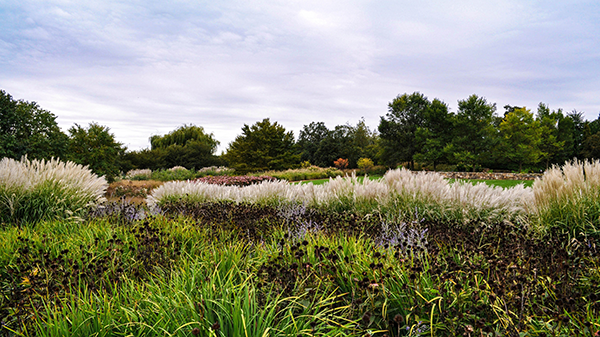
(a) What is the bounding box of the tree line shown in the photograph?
[2,89,600,180]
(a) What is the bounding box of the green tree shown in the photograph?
[580,133,600,159]
[297,122,330,166]
[413,98,453,170]
[451,95,497,170]
[0,89,68,160]
[149,124,221,169]
[351,118,379,165]
[67,122,125,182]
[378,92,429,169]
[224,118,300,174]
[497,107,542,171]
[556,113,576,163]
[536,103,564,168]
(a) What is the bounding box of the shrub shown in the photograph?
[194,175,276,186]
[252,167,343,181]
[0,157,107,225]
[333,158,349,170]
[357,157,374,173]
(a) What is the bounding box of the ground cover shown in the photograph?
[1,201,599,336]
[2,159,600,336]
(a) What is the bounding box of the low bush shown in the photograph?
[148,166,234,181]
[0,157,107,225]
[252,166,343,181]
[194,175,276,186]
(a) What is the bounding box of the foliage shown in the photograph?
[67,122,125,182]
[298,119,379,168]
[251,166,343,181]
[536,103,565,168]
[224,118,300,174]
[451,94,498,170]
[413,98,454,171]
[357,157,374,173]
[333,158,349,170]
[378,92,429,169]
[0,157,106,225]
[532,159,600,239]
[194,175,276,186]
[148,124,222,170]
[0,89,68,161]
[581,133,600,159]
[2,198,600,336]
[497,107,543,171]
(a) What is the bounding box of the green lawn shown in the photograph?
[449,178,534,188]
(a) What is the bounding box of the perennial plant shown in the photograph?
[0,157,107,224]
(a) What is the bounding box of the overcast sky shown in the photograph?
[1,0,599,153]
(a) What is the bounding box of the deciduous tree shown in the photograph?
[67,122,124,182]
[497,107,542,171]
[378,92,429,169]
[224,118,299,173]
[0,90,68,160]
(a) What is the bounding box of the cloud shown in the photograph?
[0,0,599,152]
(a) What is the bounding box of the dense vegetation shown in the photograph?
[3,89,600,182]
[2,159,600,336]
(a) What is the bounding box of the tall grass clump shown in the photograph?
[124,168,152,180]
[149,169,534,226]
[383,169,533,226]
[532,159,600,238]
[0,157,107,225]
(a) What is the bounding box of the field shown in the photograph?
[2,158,600,336]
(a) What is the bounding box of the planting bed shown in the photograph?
[2,159,600,336]
[1,201,599,336]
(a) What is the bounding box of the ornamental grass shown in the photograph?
[0,157,106,225]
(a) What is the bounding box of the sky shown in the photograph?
[1,0,599,153]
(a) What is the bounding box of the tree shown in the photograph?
[378,92,429,169]
[451,95,497,170]
[497,107,542,171]
[536,103,564,168]
[224,118,300,173]
[0,89,68,160]
[67,122,125,182]
[301,119,379,168]
[413,98,453,170]
[580,134,600,159]
[297,122,330,166]
[149,124,221,169]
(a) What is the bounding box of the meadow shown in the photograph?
[1,158,600,336]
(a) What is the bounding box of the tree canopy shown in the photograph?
[224,118,300,174]
[147,124,221,169]
[0,89,68,160]
[67,122,125,182]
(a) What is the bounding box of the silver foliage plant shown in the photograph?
[376,210,428,257]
